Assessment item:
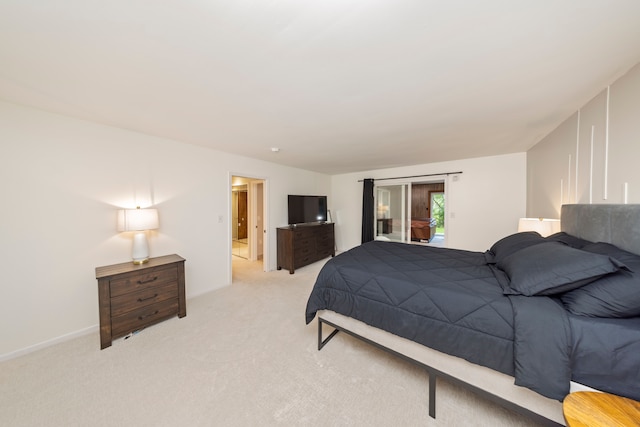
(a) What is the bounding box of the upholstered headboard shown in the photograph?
[561,204,640,255]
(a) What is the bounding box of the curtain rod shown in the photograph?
[357,171,463,182]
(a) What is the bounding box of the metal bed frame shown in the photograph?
[318,316,562,426]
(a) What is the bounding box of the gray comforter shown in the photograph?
[305,241,637,401]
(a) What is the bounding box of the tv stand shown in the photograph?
[277,223,335,274]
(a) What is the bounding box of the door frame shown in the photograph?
[229,173,269,283]
[374,176,447,246]
[374,181,412,242]
[249,180,265,261]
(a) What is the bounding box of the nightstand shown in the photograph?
[563,391,640,426]
[95,254,186,349]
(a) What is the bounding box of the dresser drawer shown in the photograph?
[317,231,332,243]
[293,235,314,248]
[294,254,313,268]
[111,298,179,338]
[316,245,333,258]
[111,282,178,317]
[294,245,314,263]
[110,264,177,297]
[293,228,315,239]
[316,237,333,250]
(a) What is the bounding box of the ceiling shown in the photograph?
[1,1,640,175]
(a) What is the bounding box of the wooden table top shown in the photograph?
[95,254,185,278]
[563,391,640,427]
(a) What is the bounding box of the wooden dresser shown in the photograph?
[95,254,186,349]
[277,223,335,274]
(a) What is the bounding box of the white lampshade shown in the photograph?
[518,218,560,237]
[117,207,159,264]
[117,208,159,232]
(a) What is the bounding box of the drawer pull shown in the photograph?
[137,276,158,285]
[138,310,159,320]
[137,293,158,303]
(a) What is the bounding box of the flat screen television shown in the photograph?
[288,195,328,225]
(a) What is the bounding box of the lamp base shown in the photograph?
[131,231,150,265]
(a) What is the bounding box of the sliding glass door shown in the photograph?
[375,183,411,242]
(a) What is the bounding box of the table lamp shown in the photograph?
[517,218,560,237]
[117,207,159,264]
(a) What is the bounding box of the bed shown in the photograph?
[305,204,640,425]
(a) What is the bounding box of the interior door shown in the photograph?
[255,182,264,259]
[238,191,248,239]
[375,183,411,242]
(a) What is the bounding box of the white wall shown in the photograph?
[527,62,640,216]
[331,153,527,252]
[0,100,330,358]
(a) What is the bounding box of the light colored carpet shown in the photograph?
[0,257,544,426]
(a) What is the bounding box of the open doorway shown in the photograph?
[231,185,249,259]
[231,175,267,281]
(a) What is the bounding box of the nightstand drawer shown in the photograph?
[110,264,177,297]
[111,298,179,337]
[111,283,178,317]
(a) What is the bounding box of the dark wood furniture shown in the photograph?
[277,223,335,274]
[95,254,186,349]
[377,218,393,235]
[563,391,640,426]
[411,218,437,242]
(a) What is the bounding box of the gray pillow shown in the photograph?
[561,242,640,317]
[485,232,545,264]
[545,231,592,249]
[497,242,625,296]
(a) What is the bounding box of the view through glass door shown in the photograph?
[375,183,411,242]
[375,180,445,245]
[431,191,445,236]
[411,182,445,245]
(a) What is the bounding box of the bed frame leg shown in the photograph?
[428,372,437,418]
[318,318,340,350]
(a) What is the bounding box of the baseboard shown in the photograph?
[0,324,98,362]
[0,292,219,362]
